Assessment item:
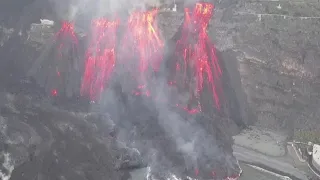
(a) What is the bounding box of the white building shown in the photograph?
[312,144,320,171]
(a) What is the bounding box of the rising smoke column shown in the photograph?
[120,9,164,96]
[172,2,222,113]
[80,18,119,101]
[28,21,80,97]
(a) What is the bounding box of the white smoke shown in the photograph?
[49,0,200,21]
[150,80,226,174]
[0,152,14,180]
[45,0,242,178]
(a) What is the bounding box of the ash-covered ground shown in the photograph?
[0,0,246,180]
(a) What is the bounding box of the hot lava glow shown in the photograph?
[81,18,119,100]
[173,2,222,112]
[52,21,79,96]
[121,9,164,96]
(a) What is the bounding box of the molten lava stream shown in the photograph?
[51,21,79,97]
[120,9,164,96]
[173,2,222,113]
[81,18,119,101]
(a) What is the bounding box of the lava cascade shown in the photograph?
[49,21,79,96]
[120,9,164,96]
[80,18,119,100]
[173,2,222,112]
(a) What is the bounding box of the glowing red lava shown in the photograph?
[81,18,119,100]
[55,21,78,55]
[51,89,58,97]
[121,9,164,96]
[173,2,222,112]
[51,21,79,96]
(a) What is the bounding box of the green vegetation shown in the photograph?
[294,131,320,144]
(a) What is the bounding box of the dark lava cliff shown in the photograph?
[0,0,246,180]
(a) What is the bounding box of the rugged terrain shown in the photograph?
[211,0,320,137]
[1,0,320,179]
[159,0,320,138]
[0,0,244,180]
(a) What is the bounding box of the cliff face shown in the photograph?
[210,0,320,136]
[3,0,320,179]
[0,1,242,180]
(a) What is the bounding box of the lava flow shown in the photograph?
[173,2,222,112]
[51,21,79,96]
[81,18,119,101]
[121,9,164,96]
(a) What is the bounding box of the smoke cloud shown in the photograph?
[50,0,163,21]
[49,0,201,21]
[25,0,241,178]
[68,0,240,178]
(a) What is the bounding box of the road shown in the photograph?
[233,145,309,180]
[129,145,310,180]
[129,162,292,180]
[239,163,283,180]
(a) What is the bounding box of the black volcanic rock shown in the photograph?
[0,92,143,180]
[2,0,320,179]
[0,1,245,180]
[0,84,241,180]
